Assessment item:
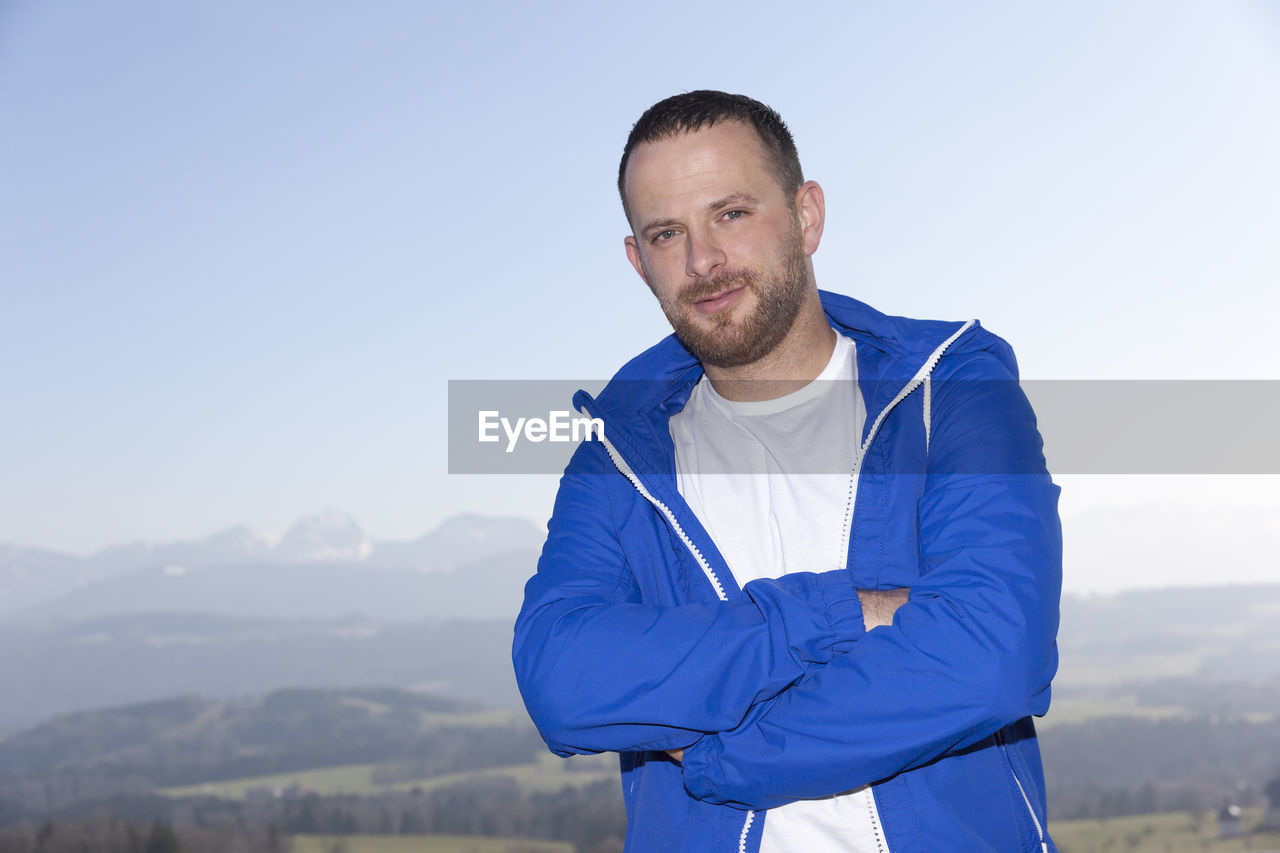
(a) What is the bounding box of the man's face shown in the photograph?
[622,121,818,369]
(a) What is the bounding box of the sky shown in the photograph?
[1,1,1278,593]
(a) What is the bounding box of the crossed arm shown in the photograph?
[512,440,872,757]
[512,433,921,757]
[513,355,1060,805]
[674,357,1062,807]
[664,587,909,763]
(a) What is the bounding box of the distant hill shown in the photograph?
[1042,711,1280,820]
[0,686,546,819]
[0,514,548,732]
[1052,583,1280,710]
[0,567,1275,735]
[3,678,1278,828]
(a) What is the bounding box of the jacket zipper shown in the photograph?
[581,318,975,853]
[996,731,1048,852]
[576,405,757,847]
[576,404,728,603]
[836,320,975,570]
[855,318,1047,853]
[737,810,756,853]
[843,319,977,853]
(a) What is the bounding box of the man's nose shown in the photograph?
[685,231,727,279]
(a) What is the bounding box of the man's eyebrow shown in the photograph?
[639,194,762,236]
[639,216,681,236]
[706,192,760,213]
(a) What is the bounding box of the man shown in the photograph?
[513,91,1061,852]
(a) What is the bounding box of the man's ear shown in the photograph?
[795,181,826,256]
[624,235,653,289]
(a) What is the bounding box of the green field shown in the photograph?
[161,752,618,799]
[1051,809,1280,852]
[290,812,1280,853]
[291,834,572,853]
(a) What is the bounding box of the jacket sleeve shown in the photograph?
[513,436,865,757]
[680,349,1063,809]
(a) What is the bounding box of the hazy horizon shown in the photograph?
[3,487,1276,597]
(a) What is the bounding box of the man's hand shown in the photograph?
[857,588,909,630]
[663,589,908,765]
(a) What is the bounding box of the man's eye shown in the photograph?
[653,230,677,243]
[723,210,745,221]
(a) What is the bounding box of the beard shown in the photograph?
[655,227,812,369]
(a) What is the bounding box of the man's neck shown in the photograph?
[704,296,837,402]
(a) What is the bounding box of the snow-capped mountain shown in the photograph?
[89,524,277,574]
[0,513,545,617]
[273,509,373,562]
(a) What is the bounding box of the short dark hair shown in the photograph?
[618,90,803,219]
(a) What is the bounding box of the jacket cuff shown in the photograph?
[816,571,865,647]
[680,733,723,802]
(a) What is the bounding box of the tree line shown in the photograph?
[1043,714,1280,820]
[0,778,626,853]
[0,815,287,853]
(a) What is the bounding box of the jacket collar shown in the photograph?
[572,290,972,479]
[582,290,967,415]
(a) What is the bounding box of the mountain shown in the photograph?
[0,545,91,613]
[11,548,537,624]
[0,513,545,617]
[273,509,372,562]
[88,524,277,576]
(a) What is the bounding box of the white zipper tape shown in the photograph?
[578,406,728,603]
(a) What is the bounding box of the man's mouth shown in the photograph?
[689,284,747,316]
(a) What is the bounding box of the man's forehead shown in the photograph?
[623,121,776,212]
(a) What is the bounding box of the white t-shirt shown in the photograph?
[670,331,886,853]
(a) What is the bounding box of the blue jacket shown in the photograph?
[513,290,1062,852]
